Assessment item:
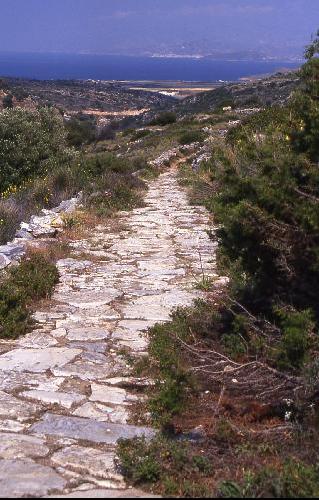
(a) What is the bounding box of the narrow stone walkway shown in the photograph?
[0,169,219,498]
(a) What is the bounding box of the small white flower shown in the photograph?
[285,411,292,421]
[283,398,293,407]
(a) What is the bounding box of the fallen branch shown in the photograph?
[173,333,302,404]
[294,187,319,204]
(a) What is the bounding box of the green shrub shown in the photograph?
[0,283,30,339]
[65,116,96,147]
[44,152,146,218]
[305,357,319,392]
[117,435,213,497]
[182,37,319,380]
[219,460,319,498]
[276,309,315,370]
[30,179,53,208]
[50,165,81,198]
[146,311,194,426]
[85,165,145,216]
[215,98,235,112]
[292,31,319,161]
[0,254,59,339]
[117,437,161,484]
[0,107,72,192]
[215,419,240,444]
[2,94,13,109]
[130,129,151,142]
[61,213,80,230]
[0,151,146,244]
[9,254,59,301]
[222,333,247,359]
[150,112,177,126]
[179,130,205,145]
[137,302,225,427]
[207,105,319,369]
[122,128,134,137]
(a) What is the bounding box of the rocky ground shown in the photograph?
[0,167,219,498]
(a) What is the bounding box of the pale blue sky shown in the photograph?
[0,0,318,56]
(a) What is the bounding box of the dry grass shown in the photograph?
[25,240,71,263]
[0,199,21,244]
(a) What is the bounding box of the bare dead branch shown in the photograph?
[294,187,319,203]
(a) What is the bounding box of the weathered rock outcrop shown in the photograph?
[0,194,82,270]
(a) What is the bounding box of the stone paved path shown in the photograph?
[0,168,219,498]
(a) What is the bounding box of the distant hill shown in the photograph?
[177,71,300,114]
[0,78,176,114]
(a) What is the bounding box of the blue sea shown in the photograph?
[0,52,300,81]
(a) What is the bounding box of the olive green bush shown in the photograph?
[179,130,205,145]
[177,36,319,374]
[150,111,177,126]
[117,435,212,497]
[0,107,72,192]
[0,254,59,339]
[219,460,319,498]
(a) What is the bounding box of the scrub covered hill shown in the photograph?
[176,71,300,115]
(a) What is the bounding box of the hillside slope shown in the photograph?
[177,71,300,114]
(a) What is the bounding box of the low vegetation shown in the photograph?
[179,130,205,145]
[0,147,149,244]
[0,107,72,192]
[0,253,59,339]
[130,129,152,142]
[65,114,96,147]
[219,461,319,498]
[117,435,213,497]
[150,111,177,126]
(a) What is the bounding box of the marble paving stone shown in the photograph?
[59,289,121,309]
[57,259,93,271]
[51,446,123,482]
[81,351,108,364]
[0,420,28,433]
[0,391,41,422]
[73,402,129,424]
[17,331,59,348]
[0,348,82,373]
[115,319,154,333]
[67,327,110,341]
[69,342,107,354]
[21,390,86,409]
[51,328,67,338]
[116,339,148,352]
[103,377,152,389]
[0,433,49,459]
[52,360,119,381]
[30,413,155,444]
[90,384,138,406]
[0,459,66,497]
[0,371,64,392]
